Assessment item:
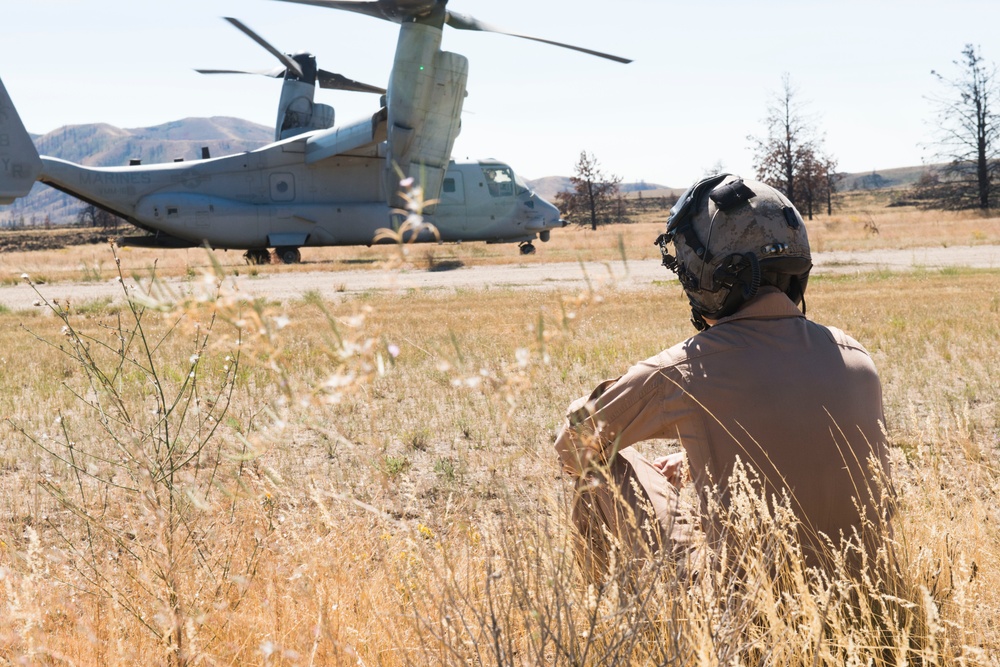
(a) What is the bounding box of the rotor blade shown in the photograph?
[317,70,386,94]
[195,67,287,78]
[223,17,304,78]
[270,0,401,22]
[270,0,631,62]
[445,11,632,64]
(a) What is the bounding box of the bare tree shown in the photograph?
[922,44,1000,210]
[749,74,837,217]
[823,159,843,216]
[77,204,121,231]
[796,151,839,220]
[555,151,627,230]
[78,204,97,227]
[702,159,727,179]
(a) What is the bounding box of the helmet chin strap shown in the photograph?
[690,310,710,332]
[689,252,762,331]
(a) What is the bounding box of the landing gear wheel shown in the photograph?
[244,248,271,265]
[276,246,302,264]
[519,242,536,256]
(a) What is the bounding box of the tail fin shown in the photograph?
[0,76,43,204]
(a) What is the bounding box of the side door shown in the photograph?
[478,165,516,228]
[436,170,467,234]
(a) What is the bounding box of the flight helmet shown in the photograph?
[654,174,812,331]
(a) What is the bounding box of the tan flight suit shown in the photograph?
[555,287,893,577]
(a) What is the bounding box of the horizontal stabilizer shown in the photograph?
[0,77,42,204]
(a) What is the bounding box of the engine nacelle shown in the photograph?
[382,22,467,210]
[275,56,336,141]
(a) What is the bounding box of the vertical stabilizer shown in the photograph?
[0,77,43,204]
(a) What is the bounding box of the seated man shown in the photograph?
[555,174,893,580]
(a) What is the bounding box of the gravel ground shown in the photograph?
[3,244,999,311]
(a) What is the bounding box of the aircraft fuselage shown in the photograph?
[37,130,561,250]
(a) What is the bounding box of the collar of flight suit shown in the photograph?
[710,286,806,328]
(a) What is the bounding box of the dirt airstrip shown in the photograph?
[1,243,998,312]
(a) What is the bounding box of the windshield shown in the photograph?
[513,172,530,196]
[482,166,515,198]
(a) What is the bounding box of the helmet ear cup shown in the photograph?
[702,252,761,320]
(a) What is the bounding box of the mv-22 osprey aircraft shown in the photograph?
[0,0,629,264]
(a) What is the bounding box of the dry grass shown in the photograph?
[0,235,997,665]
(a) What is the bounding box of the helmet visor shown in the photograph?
[666,173,729,236]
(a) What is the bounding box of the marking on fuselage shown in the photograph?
[79,172,152,185]
[1,157,26,177]
[96,186,137,198]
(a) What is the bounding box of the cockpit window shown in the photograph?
[443,178,456,193]
[483,166,515,198]
[513,173,530,196]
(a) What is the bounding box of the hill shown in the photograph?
[837,165,930,190]
[525,176,572,201]
[526,176,674,201]
[528,165,939,203]
[0,118,273,226]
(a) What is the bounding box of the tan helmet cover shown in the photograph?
[659,174,812,324]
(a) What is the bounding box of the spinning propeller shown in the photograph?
[196,17,386,94]
[271,0,632,64]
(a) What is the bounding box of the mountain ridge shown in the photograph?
[2,118,273,225]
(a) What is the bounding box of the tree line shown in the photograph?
[557,43,1000,228]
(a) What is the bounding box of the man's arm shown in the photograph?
[554,359,690,476]
[554,379,617,475]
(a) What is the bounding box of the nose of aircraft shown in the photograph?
[538,196,565,229]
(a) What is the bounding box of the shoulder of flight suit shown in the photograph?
[816,322,874,357]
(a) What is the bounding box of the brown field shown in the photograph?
[0,204,998,665]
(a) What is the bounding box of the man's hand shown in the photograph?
[652,452,687,489]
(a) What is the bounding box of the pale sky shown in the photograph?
[2,1,997,187]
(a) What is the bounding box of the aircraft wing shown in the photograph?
[305,108,388,164]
